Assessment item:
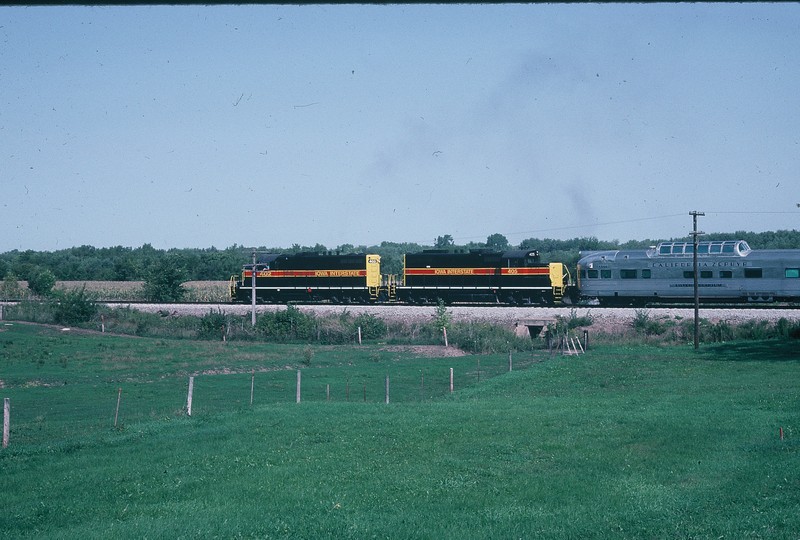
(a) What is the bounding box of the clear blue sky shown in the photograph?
[1,3,799,252]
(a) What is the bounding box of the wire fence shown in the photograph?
[1,348,586,449]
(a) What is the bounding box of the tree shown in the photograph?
[27,267,57,297]
[143,257,187,302]
[1,273,23,301]
[486,233,510,251]
[435,234,454,248]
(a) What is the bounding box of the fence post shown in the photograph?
[3,398,9,449]
[450,368,454,393]
[326,384,330,402]
[250,370,255,406]
[296,370,302,403]
[443,327,448,348]
[583,330,589,351]
[358,326,362,345]
[508,350,513,372]
[187,376,194,416]
[385,375,390,404]
[114,387,122,427]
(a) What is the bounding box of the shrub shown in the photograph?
[257,304,316,342]
[708,320,735,343]
[27,267,56,297]
[197,309,229,340]
[632,309,668,336]
[0,273,23,301]
[566,308,594,329]
[352,312,387,340]
[736,320,774,341]
[447,321,535,354]
[50,287,98,326]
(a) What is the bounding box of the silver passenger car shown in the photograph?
[577,240,800,305]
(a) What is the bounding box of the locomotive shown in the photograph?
[230,249,573,305]
[577,240,800,306]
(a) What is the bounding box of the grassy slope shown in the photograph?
[1,324,799,538]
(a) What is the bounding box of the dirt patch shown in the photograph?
[380,345,468,357]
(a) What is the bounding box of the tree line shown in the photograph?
[1,230,798,285]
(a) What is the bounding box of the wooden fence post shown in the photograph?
[3,398,9,449]
[450,368,454,393]
[296,370,301,403]
[508,350,513,372]
[443,327,448,348]
[114,387,122,427]
[385,375,390,404]
[187,376,194,416]
[250,370,255,406]
[358,326,362,345]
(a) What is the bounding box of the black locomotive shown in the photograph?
[231,249,572,305]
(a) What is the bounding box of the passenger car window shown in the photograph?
[642,269,651,279]
[785,268,800,279]
[620,269,636,279]
[601,270,611,279]
[720,270,733,279]
[744,268,763,278]
[587,269,599,279]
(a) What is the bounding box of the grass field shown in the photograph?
[1,323,799,538]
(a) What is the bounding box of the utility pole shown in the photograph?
[251,251,257,327]
[690,211,705,350]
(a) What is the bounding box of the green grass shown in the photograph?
[1,323,799,538]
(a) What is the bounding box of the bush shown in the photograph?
[447,321,536,354]
[50,287,98,326]
[27,267,56,297]
[632,309,668,336]
[0,273,23,301]
[353,312,387,340]
[197,309,229,340]
[257,305,316,342]
[566,308,594,329]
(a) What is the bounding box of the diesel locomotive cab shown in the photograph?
[398,248,570,305]
[231,252,382,304]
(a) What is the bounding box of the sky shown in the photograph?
[1,3,799,253]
